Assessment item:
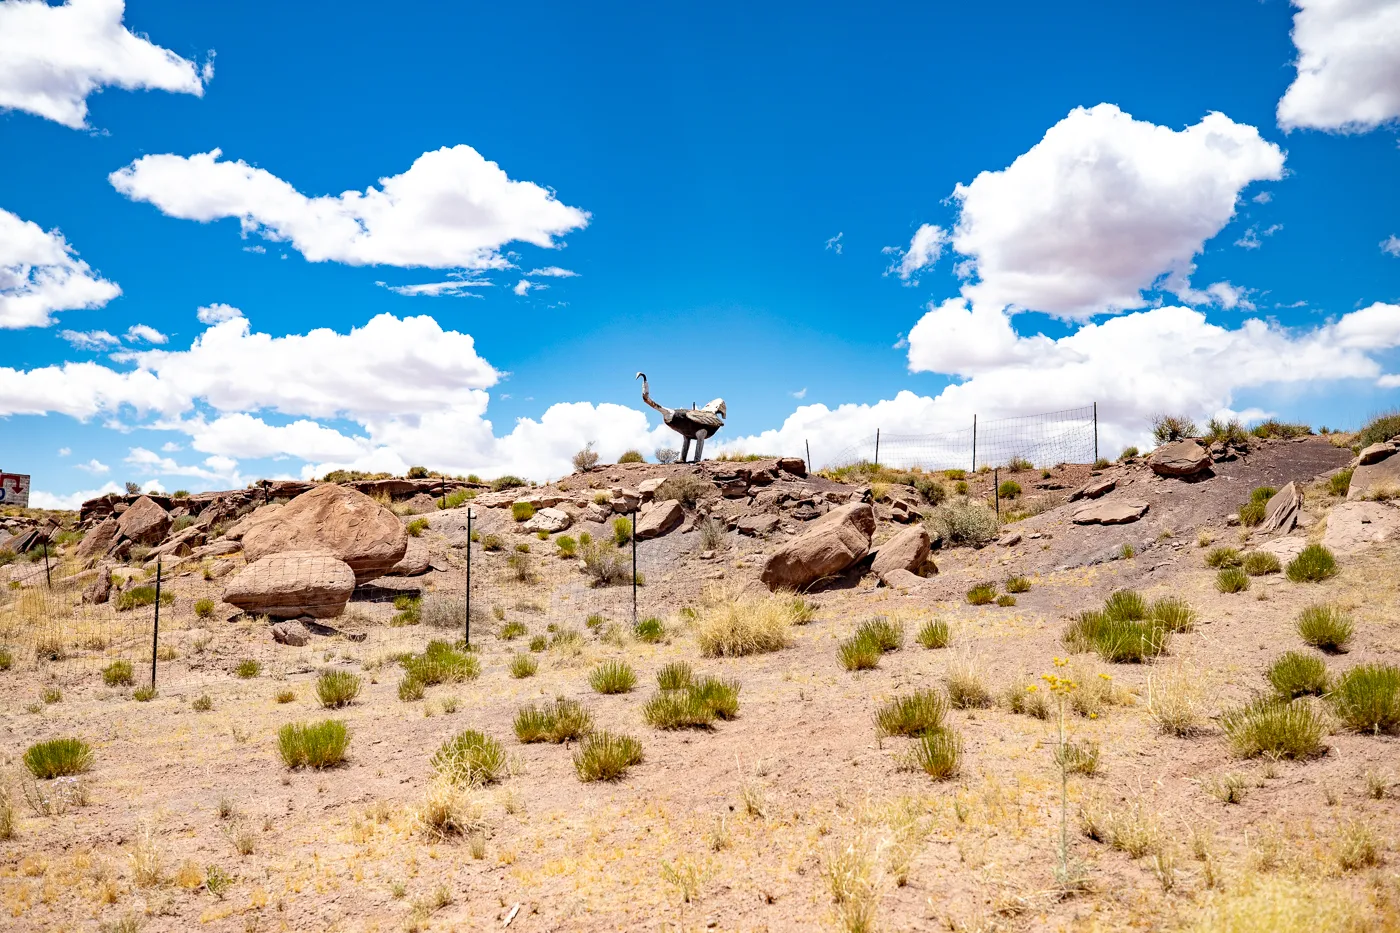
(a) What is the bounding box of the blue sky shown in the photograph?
[1,0,1398,507]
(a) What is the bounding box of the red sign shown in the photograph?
[1,473,30,508]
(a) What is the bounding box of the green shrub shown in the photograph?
[997,480,1021,499]
[1243,551,1281,576]
[916,619,950,649]
[874,690,948,737]
[1329,468,1354,497]
[315,670,361,708]
[906,730,961,780]
[838,634,882,671]
[115,585,174,611]
[103,659,134,686]
[634,617,664,643]
[491,475,526,492]
[1119,446,1139,460]
[40,685,61,704]
[966,583,996,605]
[1353,411,1400,448]
[441,488,475,510]
[995,594,1016,607]
[1251,420,1311,440]
[514,541,531,553]
[391,594,422,626]
[584,612,606,630]
[854,617,903,652]
[1205,547,1242,569]
[431,729,507,784]
[406,518,429,537]
[480,534,504,552]
[1152,414,1198,445]
[1237,500,1266,527]
[618,449,645,464]
[1103,589,1147,621]
[1297,604,1354,653]
[402,641,480,685]
[1066,609,1169,663]
[529,635,548,652]
[787,597,817,624]
[1331,664,1400,734]
[1268,652,1329,699]
[0,647,11,671]
[398,674,425,701]
[914,477,946,506]
[556,535,578,558]
[192,694,214,711]
[1005,576,1031,594]
[514,697,593,743]
[509,654,537,678]
[1216,567,1250,593]
[1149,597,1198,632]
[24,738,93,778]
[573,731,644,782]
[689,677,740,720]
[278,720,350,769]
[643,689,714,729]
[499,620,527,640]
[1220,698,1325,759]
[1286,544,1338,583]
[235,659,261,679]
[612,516,633,547]
[193,597,216,620]
[656,662,693,691]
[589,660,637,694]
[511,502,536,523]
[926,498,999,548]
[133,684,156,702]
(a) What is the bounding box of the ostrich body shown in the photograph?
[636,373,726,463]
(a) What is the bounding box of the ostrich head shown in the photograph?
[701,399,727,420]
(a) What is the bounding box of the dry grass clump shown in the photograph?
[588,660,637,694]
[277,720,350,769]
[874,689,948,737]
[1243,551,1281,576]
[915,618,950,649]
[509,653,537,678]
[655,474,715,507]
[1267,652,1329,699]
[1330,663,1400,734]
[1216,567,1250,593]
[1205,546,1242,569]
[643,677,741,729]
[1220,697,1325,759]
[1147,664,1204,735]
[573,731,644,782]
[430,729,507,785]
[1002,676,1051,719]
[1079,798,1163,858]
[1005,575,1031,593]
[905,730,962,780]
[24,737,93,779]
[417,778,486,840]
[1187,872,1374,933]
[1297,604,1353,653]
[822,826,884,932]
[1334,820,1380,871]
[945,656,992,709]
[1286,544,1339,583]
[965,582,997,605]
[656,661,693,691]
[402,640,480,685]
[1205,772,1249,804]
[694,592,794,657]
[514,697,593,743]
[580,538,631,586]
[235,659,261,679]
[926,496,999,548]
[1055,739,1101,776]
[315,670,361,708]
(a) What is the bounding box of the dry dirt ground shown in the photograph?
[2,441,1400,933]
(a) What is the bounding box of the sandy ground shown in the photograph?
[2,442,1399,932]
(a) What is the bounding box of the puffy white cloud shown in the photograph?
[57,447,71,456]
[0,0,208,129]
[1,206,121,328]
[729,302,1400,465]
[1383,235,1400,257]
[184,413,373,462]
[124,323,167,344]
[513,279,547,296]
[527,266,578,278]
[883,223,949,284]
[30,481,121,511]
[196,302,242,324]
[124,447,243,485]
[110,146,589,270]
[949,104,1284,319]
[60,328,120,350]
[74,458,109,474]
[1278,0,1400,132]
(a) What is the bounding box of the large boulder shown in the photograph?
[759,501,875,591]
[871,525,932,582]
[223,551,356,618]
[241,484,407,583]
[1071,500,1148,525]
[1321,501,1400,554]
[522,507,572,534]
[75,517,120,565]
[1149,440,1211,477]
[1257,481,1301,534]
[385,538,432,576]
[1348,446,1400,501]
[1069,477,1115,502]
[1358,442,1397,466]
[117,496,171,545]
[635,500,684,540]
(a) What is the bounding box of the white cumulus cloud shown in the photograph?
[0,0,209,129]
[74,458,109,474]
[883,223,948,285]
[124,323,167,344]
[1278,0,1400,132]
[948,104,1284,319]
[1383,235,1400,257]
[196,302,242,324]
[60,328,120,350]
[110,146,590,270]
[1,206,121,329]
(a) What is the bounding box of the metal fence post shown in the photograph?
[151,559,162,689]
[631,510,638,628]
[971,415,978,474]
[874,429,880,469]
[1093,402,1099,464]
[994,467,1000,520]
[805,439,811,475]
[465,509,473,647]
[42,539,51,589]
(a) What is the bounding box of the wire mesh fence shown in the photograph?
[821,404,1099,473]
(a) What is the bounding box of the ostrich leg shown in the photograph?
[693,429,708,463]
[680,436,692,463]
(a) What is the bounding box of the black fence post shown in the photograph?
[1093,402,1099,464]
[805,439,811,475]
[972,415,978,474]
[42,539,51,589]
[994,467,1000,520]
[465,509,473,647]
[631,510,639,628]
[874,429,880,469]
[440,475,446,509]
[151,559,162,689]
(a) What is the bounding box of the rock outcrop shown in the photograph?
[75,517,120,565]
[1348,442,1400,501]
[1071,500,1148,525]
[1149,440,1211,477]
[1321,501,1400,554]
[635,500,684,540]
[522,507,572,534]
[1257,481,1301,534]
[241,485,407,583]
[871,525,932,583]
[117,496,171,545]
[759,501,875,591]
[223,551,357,618]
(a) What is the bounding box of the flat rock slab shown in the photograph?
[736,514,780,537]
[1321,501,1400,554]
[522,507,571,534]
[1348,455,1400,501]
[1150,440,1211,477]
[223,550,356,618]
[1256,536,1308,563]
[1071,500,1149,525]
[1070,477,1116,502]
[635,499,684,539]
[1358,442,1397,466]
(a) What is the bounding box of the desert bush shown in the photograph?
[1331,664,1400,733]
[1252,419,1312,440]
[581,538,631,587]
[192,694,214,711]
[235,659,261,679]
[1243,551,1281,576]
[965,583,996,605]
[1152,414,1198,444]
[571,443,600,473]
[1204,417,1250,447]
[402,640,480,685]
[116,585,173,612]
[391,594,422,625]
[405,517,429,538]
[480,533,504,552]
[508,653,536,678]
[1297,604,1354,652]
[690,677,740,719]
[1004,677,1051,719]
[643,689,714,729]
[1005,576,1031,594]
[555,535,577,558]
[1006,455,1033,472]
[655,447,679,464]
[0,647,11,671]
[499,620,527,640]
[857,617,904,652]
[398,675,425,701]
[612,516,634,548]
[1268,652,1329,699]
[838,632,882,671]
[24,738,93,779]
[133,684,157,702]
[996,480,1022,499]
[695,594,793,657]
[1287,544,1338,583]
[1356,410,1400,448]
[916,618,950,649]
[656,661,693,691]
[926,497,999,548]
[1205,772,1249,804]
[1067,595,1171,661]
[617,449,645,464]
[1119,446,1139,460]
[874,690,948,737]
[490,475,525,492]
[430,729,507,785]
[441,488,475,509]
[417,776,485,840]
[103,659,134,686]
[1055,739,1101,776]
[1329,467,1354,497]
[1149,596,1198,632]
[529,635,547,652]
[511,501,535,522]
[945,657,992,708]
[1220,697,1325,759]
[656,474,714,508]
[193,597,216,620]
[1205,546,1242,569]
[41,685,62,704]
[906,730,961,779]
[634,616,664,642]
[995,593,1016,607]
[1217,567,1250,593]
[514,697,593,743]
[573,731,644,782]
[697,516,726,552]
[278,720,349,769]
[315,670,361,708]
[506,552,534,582]
[914,476,946,505]
[589,660,637,694]
[1335,820,1380,871]
[274,689,295,704]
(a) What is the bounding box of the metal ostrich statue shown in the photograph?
[636,373,727,463]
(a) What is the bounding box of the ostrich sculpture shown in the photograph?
[636,373,726,463]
